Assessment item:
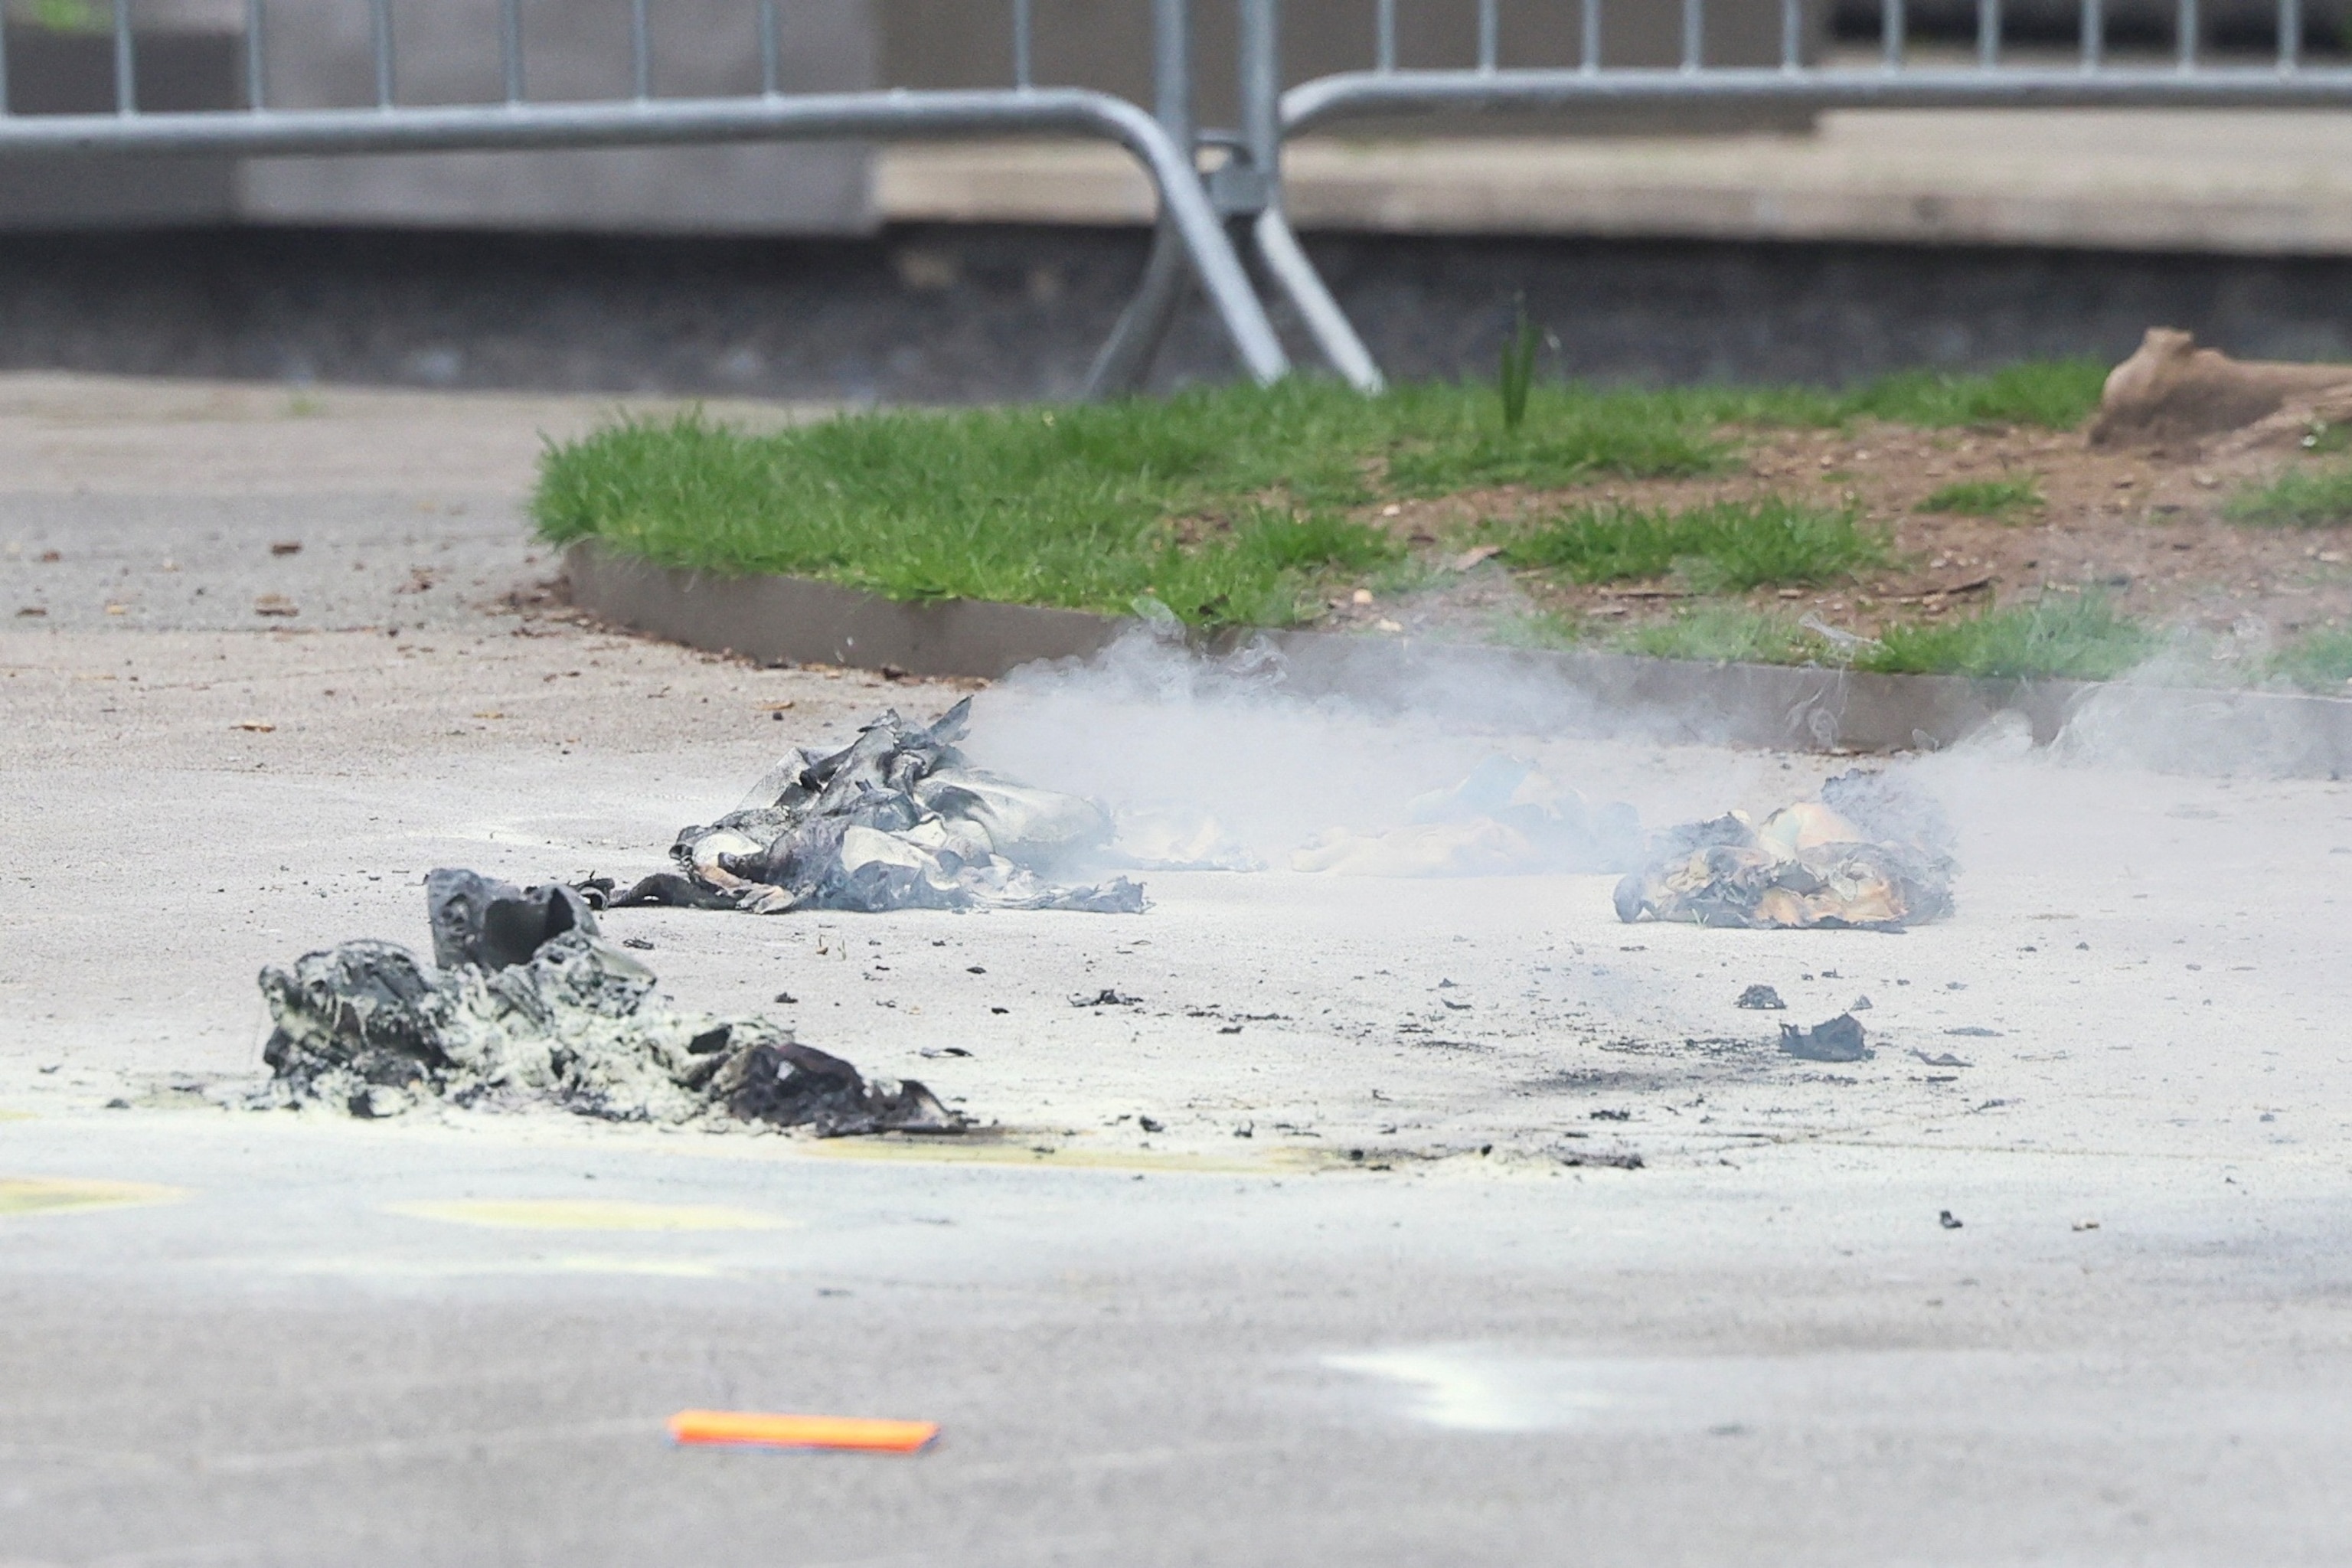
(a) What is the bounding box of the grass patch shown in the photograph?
[1503,497,1888,590]
[1860,594,2154,681]
[1615,606,1815,665]
[536,381,1742,626]
[1616,358,2108,433]
[2268,625,2352,691]
[1917,473,2044,518]
[537,400,1424,628]
[1834,359,2109,430]
[25,0,103,31]
[536,360,2104,628]
[2224,463,2352,528]
[1488,608,1585,651]
[1498,302,1540,434]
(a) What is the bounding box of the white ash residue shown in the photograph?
[256,871,952,1133]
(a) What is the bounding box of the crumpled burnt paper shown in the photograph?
[257,868,954,1133]
[1292,756,1644,877]
[618,698,1148,915]
[1612,770,1954,931]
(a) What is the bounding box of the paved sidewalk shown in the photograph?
[0,374,813,632]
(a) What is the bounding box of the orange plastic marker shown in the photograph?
[667,1409,939,1454]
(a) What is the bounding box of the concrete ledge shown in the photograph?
[877,113,2352,256]
[565,540,1121,678]
[567,541,2352,775]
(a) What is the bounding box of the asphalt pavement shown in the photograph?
[5,373,2351,1566]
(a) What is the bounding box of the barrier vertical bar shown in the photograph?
[1377,0,1396,70]
[368,0,394,105]
[0,11,9,115]
[2278,0,2300,67]
[114,0,136,113]
[1012,0,1034,87]
[2176,0,2197,65]
[1478,0,1498,70]
[631,0,651,99]
[760,0,780,95]
[1978,0,2001,66]
[500,0,524,103]
[245,0,267,108]
[1240,0,1276,170]
[2079,0,2102,67]
[1782,0,1802,69]
[1883,0,1906,67]
[1156,0,1192,146]
[1082,0,1195,397]
[1583,0,1602,69]
[1683,0,1704,69]
[1243,0,1382,390]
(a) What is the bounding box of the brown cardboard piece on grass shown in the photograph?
[2091,327,2352,451]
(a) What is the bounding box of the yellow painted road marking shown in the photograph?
[382,1198,787,1232]
[0,1177,186,1216]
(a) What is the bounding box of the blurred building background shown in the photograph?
[0,0,2347,397]
[12,0,2343,251]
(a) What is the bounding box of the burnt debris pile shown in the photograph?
[1614,770,1955,931]
[258,868,954,1133]
[618,697,1148,915]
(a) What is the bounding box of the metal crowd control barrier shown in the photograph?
[0,0,1292,386]
[1087,0,1387,395]
[7,2,2348,399]
[1159,0,2352,396]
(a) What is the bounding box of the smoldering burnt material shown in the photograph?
[258,870,954,1134]
[619,697,1147,915]
[1614,770,1955,932]
[425,868,600,970]
[1292,756,1645,877]
[1779,1012,1871,1063]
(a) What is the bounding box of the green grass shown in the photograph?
[535,361,2106,629]
[536,381,1745,626]
[1502,497,1889,590]
[2224,463,2352,528]
[1509,596,2169,682]
[1615,606,1815,665]
[25,0,102,31]
[1859,594,2154,681]
[1498,303,1540,435]
[1488,608,1584,651]
[1832,359,2109,430]
[2268,625,2352,691]
[1918,473,2044,518]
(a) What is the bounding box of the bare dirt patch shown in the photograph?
[1323,421,2352,648]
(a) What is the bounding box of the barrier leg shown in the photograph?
[1236,0,1383,392]
[1089,0,1221,397]
[1253,207,1383,393]
[1084,217,1194,398]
